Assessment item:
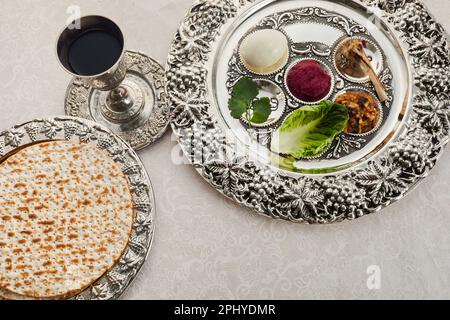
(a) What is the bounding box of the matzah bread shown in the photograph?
[0,287,34,300]
[0,141,134,299]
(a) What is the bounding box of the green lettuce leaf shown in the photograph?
[271,100,349,159]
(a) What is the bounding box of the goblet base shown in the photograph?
[64,50,169,151]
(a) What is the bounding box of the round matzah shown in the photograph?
[0,141,134,299]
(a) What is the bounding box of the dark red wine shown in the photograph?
[68,30,123,76]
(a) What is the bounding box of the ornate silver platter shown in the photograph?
[0,117,155,299]
[167,0,449,224]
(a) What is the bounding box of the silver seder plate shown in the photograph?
[0,117,155,299]
[167,0,450,224]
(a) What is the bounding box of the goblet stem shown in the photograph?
[106,86,135,113]
[99,78,146,124]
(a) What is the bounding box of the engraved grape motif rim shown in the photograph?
[0,117,155,299]
[167,0,450,224]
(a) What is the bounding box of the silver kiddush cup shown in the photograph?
[57,16,169,150]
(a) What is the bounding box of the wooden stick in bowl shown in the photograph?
[341,39,389,102]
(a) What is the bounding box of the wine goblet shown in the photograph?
[57,15,169,150]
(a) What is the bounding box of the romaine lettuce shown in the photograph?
[271,101,349,159]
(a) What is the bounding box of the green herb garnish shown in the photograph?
[228,77,272,125]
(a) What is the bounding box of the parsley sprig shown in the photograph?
[228,77,271,126]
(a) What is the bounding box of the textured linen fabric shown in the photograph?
[0,0,448,300]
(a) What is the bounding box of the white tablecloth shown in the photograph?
[0,0,449,299]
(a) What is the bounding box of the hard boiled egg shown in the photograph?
[239,29,289,75]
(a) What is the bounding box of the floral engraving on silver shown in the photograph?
[0,117,155,299]
[167,0,450,224]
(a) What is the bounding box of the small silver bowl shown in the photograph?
[238,28,291,77]
[283,57,336,106]
[333,87,384,137]
[241,79,286,128]
[332,36,384,84]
